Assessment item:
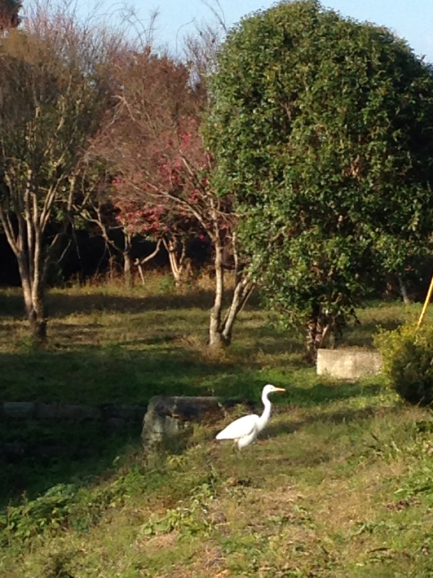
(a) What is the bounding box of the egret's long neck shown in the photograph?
[258,391,272,431]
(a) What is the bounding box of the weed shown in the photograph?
[142,481,216,538]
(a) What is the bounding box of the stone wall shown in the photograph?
[1,396,250,457]
[1,401,147,429]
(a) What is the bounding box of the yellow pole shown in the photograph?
[417,270,433,329]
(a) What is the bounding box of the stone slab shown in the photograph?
[317,348,382,380]
[35,403,102,421]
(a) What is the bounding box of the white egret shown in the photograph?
[216,384,285,449]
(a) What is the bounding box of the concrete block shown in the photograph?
[142,396,223,445]
[317,348,382,380]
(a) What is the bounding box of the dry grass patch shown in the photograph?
[313,460,408,532]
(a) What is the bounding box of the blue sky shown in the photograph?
[134,0,433,62]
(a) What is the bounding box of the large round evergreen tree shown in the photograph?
[207,0,433,357]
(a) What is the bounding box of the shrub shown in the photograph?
[375,323,433,406]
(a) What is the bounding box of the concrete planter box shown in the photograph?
[317,348,382,380]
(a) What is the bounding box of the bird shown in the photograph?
[216,384,285,449]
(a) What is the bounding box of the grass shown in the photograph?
[1,276,433,576]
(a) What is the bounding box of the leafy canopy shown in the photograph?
[207,0,433,335]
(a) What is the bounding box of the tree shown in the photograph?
[208,0,433,358]
[112,175,200,288]
[0,0,22,33]
[94,45,253,348]
[0,7,119,338]
[130,115,252,348]
[87,51,198,285]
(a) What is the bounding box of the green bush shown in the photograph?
[375,323,433,406]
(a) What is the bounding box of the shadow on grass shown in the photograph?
[0,292,24,318]
[0,421,140,507]
[287,381,382,407]
[265,403,385,440]
[0,345,240,404]
[0,348,233,505]
[341,319,402,348]
[234,334,305,359]
[49,291,217,317]
[0,338,383,508]
[0,328,229,505]
[212,381,384,444]
[0,290,214,320]
[0,344,241,506]
[0,287,264,320]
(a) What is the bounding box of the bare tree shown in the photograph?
[93,44,252,347]
[0,4,121,338]
[182,13,255,348]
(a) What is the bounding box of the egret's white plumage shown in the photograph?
[216,384,285,449]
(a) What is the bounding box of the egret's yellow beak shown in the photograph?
[273,387,285,393]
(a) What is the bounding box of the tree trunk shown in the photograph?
[0,190,71,342]
[221,276,253,345]
[17,253,47,341]
[135,239,163,286]
[123,233,133,288]
[137,261,145,285]
[164,237,186,288]
[208,227,253,350]
[305,314,330,362]
[209,237,225,350]
[305,319,317,362]
[27,291,47,340]
[123,251,133,287]
[398,275,411,304]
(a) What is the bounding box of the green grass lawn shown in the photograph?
[1,279,433,577]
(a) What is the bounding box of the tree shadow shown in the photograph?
[231,382,383,417]
[286,381,382,407]
[233,328,305,357]
[0,343,237,506]
[340,319,401,348]
[0,292,24,318]
[0,344,241,404]
[265,404,387,439]
[211,381,384,445]
[0,420,140,507]
[48,288,262,317]
[48,291,217,317]
[0,289,215,320]
[0,346,384,503]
